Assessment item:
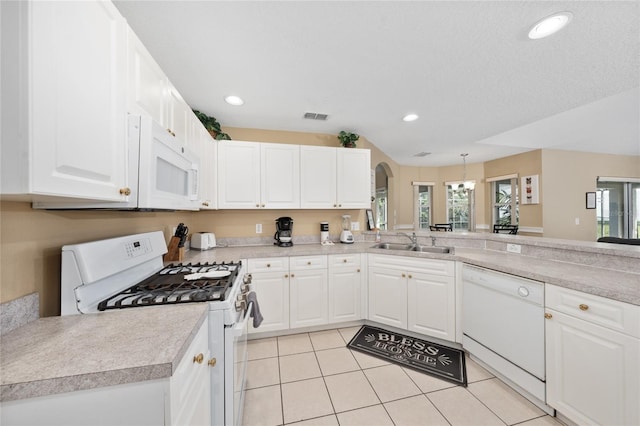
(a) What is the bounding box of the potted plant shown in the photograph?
[337,131,359,148]
[193,109,231,140]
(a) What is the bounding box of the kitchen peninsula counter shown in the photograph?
[0,304,208,402]
[185,239,640,306]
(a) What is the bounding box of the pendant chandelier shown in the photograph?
[459,153,475,191]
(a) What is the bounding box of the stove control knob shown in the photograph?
[243,274,253,284]
[242,284,251,293]
[235,300,246,311]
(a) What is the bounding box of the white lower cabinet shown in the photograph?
[0,321,211,426]
[368,254,455,340]
[328,254,363,323]
[545,284,639,426]
[368,266,408,329]
[247,257,290,333]
[289,256,328,328]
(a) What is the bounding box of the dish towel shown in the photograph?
[246,291,263,328]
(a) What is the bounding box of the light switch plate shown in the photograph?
[351,222,360,231]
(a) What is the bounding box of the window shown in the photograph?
[597,178,640,239]
[375,187,388,230]
[446,185,469,231]
[492,178,519,225]
[413,183,433,230]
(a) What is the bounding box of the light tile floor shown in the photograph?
[243,327,564,426]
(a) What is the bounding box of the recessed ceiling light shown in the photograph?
[224,95,244,106]
[528,12,573,40]
[403,114,419,122]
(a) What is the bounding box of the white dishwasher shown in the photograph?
[462,264,546,403]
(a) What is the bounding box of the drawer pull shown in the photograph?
[579,304,589,311]
[193,353,204,364]
[119,187,131,196]
[402,273,406,278]
[208,358,217,367]
[307,261,312,265]
[357,268,360,273]
[544,312,553,319]
[343,259,348,263]
[266,264,271,268]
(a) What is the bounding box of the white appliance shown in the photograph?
[60,231,253,426]
[462,264,549,408]
[192,232,217,250]
[33,115,200,211]
[340,214,354,244]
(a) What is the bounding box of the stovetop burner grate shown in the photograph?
[97,261,242,311]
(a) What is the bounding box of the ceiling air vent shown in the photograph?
[303,112,329,121]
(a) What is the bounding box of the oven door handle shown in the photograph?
[234,302,253,336]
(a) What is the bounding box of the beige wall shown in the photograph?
[484,150,543,234]
[542,150,640,240]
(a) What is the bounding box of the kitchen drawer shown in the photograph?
[368,254,454,276]
[546,284,640,338]
[290,255,327,270]
[329,253,361,267]
[248,257,289,273]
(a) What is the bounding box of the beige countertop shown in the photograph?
[185,241,640,306]
[0,304,208,403]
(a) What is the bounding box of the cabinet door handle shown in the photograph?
[579,304,589,311]
[343,259,348,263]
[402,273,406,278]
[208,358,217,367]
[266,264,271,268]
[544,312,553,319]
[284,274,289,278]
[357,268,360,273]
[256,204,260,208]
[408,274,412,279]
[261,204,265,208]
[307,261,312,265]
[291,273,295,278]
[193,353,204,364]
[166,128,176,137]
[119,187,131,196]
[333,204,337,208]
[202,201,209,207]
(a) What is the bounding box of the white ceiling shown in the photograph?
[114,1,640,167]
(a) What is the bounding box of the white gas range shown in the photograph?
[60,231,255,426]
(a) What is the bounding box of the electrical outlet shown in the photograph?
[351,222,360,231]
[256,224,262,234]
[506,244,522,254]
[575,217,580,225]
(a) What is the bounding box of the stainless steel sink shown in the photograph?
[371,242,415,250]
[412,245,453,254]
[371,243,453,254]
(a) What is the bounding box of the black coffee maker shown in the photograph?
[274,217,294,247]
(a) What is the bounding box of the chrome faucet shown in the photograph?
[398,232,417,245]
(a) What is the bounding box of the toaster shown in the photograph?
[191,232,216,250]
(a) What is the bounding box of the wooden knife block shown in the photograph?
[164,236,184,262]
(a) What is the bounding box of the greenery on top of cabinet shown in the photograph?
[193,110,231,140]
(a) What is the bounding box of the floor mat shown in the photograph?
[347,325,467,386]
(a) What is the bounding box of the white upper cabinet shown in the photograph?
[1,1,129,201]
[300,146,338,208]
[218,141,300,209]
[126,27,167,125]
[193,127,217,210]
[261,143,301,209]
[336,148,372,208]
[300,146,371,209]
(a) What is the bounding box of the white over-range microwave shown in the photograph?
[33,115,200,211]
